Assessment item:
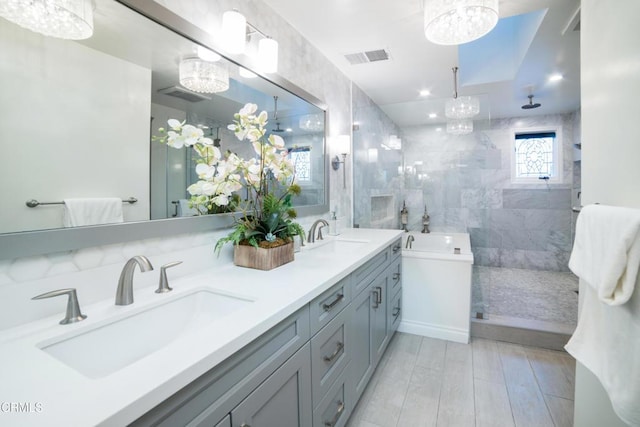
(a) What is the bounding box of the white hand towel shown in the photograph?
[568,204,640,305]
[63,198,124,227]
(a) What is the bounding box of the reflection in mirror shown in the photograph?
[0,0,326,235]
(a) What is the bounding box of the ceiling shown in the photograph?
[261,0,581,127]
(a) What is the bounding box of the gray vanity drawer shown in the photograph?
[130,306,310,427]
[388,257,402,296]
[311,306,350,407]
[313,363,351,427]
[389,238,402,260]
[215,415,230,427]
[352,248,390,295]
[309,275,351,336]
[388,285,402,334]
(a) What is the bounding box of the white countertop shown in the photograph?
[0,228,402,427]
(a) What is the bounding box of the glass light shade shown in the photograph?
[299,114,324,132]
[424,0,499,45]
[222,10,246,54]
[258,37,278,73]
[334,135,351,155]
[446,119,474,135]
[179,58,229,94]
[0,0,93,40]
[445,96,480,119]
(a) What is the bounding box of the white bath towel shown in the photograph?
[565,281,640,425]
[568,204,640,305]
[63,198,124,227]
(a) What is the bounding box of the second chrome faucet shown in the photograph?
[115,255,154,306]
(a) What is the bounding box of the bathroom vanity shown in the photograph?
[0,229,402,427]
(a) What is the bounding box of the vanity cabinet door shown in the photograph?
[370,273,389,366]
[349,280,377,403]
[231,343,312,427]
[215,415,231,427]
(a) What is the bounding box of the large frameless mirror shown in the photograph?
[0,0,328,259]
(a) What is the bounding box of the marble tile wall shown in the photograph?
[352,84,404,229]
[401,113,580,272]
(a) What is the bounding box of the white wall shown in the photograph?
[0,20,151,233]
[574,0,640,425]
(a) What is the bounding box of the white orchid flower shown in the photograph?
[256,110,268,127]
[239,103,258,116]
[269,134,285,149]
[195,163,215,179]
[212,195,229,206]
[167,119,183,131]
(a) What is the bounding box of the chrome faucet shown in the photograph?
[116,255,154,306]
[307,219,329,243]
[405,234,415,249]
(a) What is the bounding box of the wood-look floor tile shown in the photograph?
[474,378,515,427]
[436,345,475,426]
[415,337,447,372]
[472,338,505,384]
[397,369,442,427]
[544,395,574,427]
[525,347,574,399]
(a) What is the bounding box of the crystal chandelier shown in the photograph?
[447,119,473,135]
[179,58,229,94]
[424,0,499,45]
[0,0,94,40]
[445,67,478,134]
[299,113,324,132]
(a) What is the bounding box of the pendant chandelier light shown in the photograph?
[424,0,499,45]
[445,67,479,119]
[299,113,324,132]
[179,58,229,94]
[445,67,477,135]
[447,119,473,135]
[0,0,94,40]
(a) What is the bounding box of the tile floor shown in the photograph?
[346,332,575,427]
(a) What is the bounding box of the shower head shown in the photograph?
[522,94,541,110]
[272,122,285,133]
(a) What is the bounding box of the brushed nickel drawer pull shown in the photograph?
[392,244,401,254]
[322,293,344,311]
[375,286,382,304]
[323,341,344,363]
[324,400,345,427]
[240,424,250,427]
[393,306,401,317]
[372,288,379,308]
[393,272,400,281]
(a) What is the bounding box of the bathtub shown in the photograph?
[398,232,474,343]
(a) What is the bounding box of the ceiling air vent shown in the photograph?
[157,86,211,103]
[344,49,391,65]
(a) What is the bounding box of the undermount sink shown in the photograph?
[301,237,369,252]
[37,289,253,379]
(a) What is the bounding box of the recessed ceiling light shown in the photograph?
[549,73,563,82]
[285,128,293,132]
[419,89,431,97]
[435,127,442,132]
[429,113,437,119]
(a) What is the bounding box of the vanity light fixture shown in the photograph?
[548,73,563,82]
[222,9,246,54]
[0,0,94,40]
[179,58,229,94]
[331,135,351,189]
[419,89,431,97]
[424,0,499,45]
[428,113,437,119]
[222,9,279,73]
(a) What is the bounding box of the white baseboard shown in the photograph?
[398,319,469,344]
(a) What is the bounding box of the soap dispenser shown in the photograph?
[329,211,339,236]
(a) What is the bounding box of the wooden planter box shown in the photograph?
[233,241,294,271]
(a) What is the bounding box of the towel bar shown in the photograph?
[26,197,138,208]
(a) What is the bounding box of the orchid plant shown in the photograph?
[156,103,305,253]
